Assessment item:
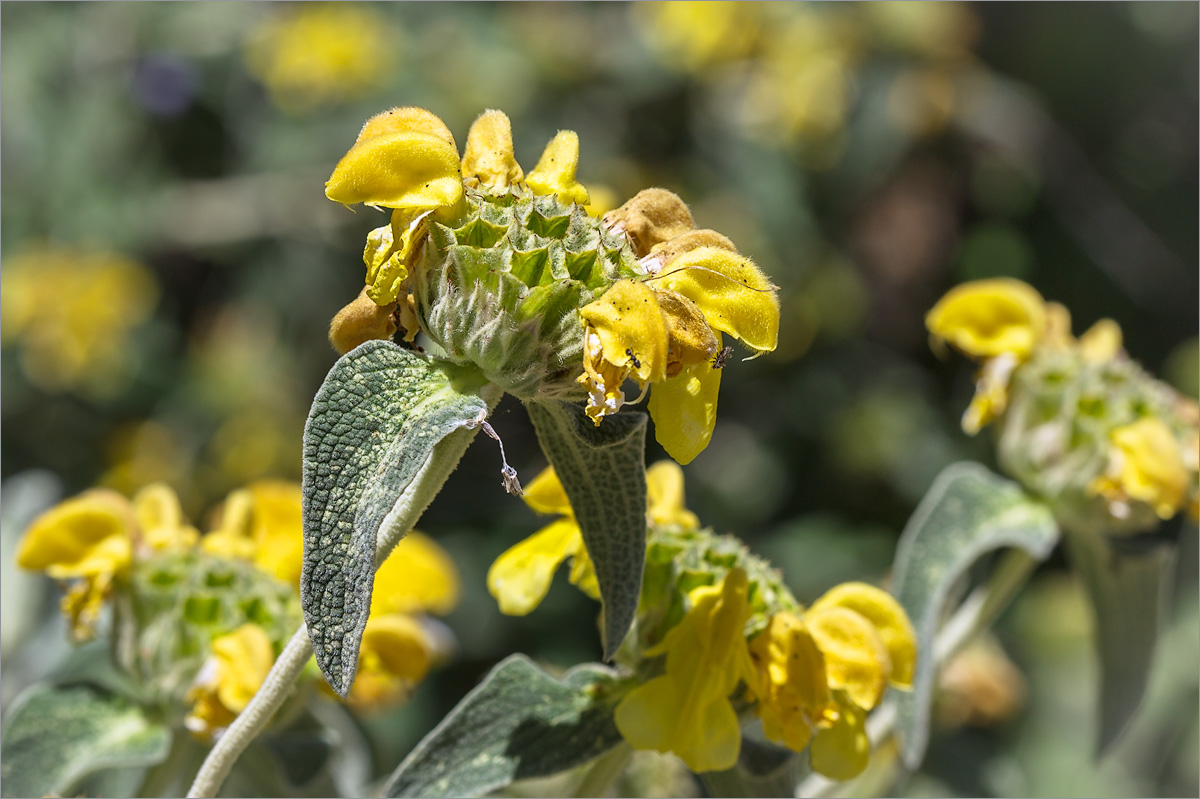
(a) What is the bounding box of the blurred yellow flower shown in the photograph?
[371,532,461,618]
[635,1,761,73]
[748,612,834,754]
[614,568,757,773]
[202,481,305,586]
[185,623,275,739]
[245,4,395,113]
[1090,417,1190,521]
[925,278,1047,361]
[343,614,434,711]
[0,248,158,398]
[488,461,700,616]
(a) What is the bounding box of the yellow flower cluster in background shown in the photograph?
[926,278,1199,527]
[245,4,396,114]
[488,461,915,777]
[1,248,159,398]
[17,478,462,737]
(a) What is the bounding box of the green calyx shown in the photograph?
[415,190,643,399]
[114,550,301,714]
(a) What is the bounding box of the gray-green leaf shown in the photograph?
[302,341,491,696]
[1062,526,1174,755]
[525,399,648,658]
[0,682,171,799]
[891,462,1059,768]
[384,654,627,798]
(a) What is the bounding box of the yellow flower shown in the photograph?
[488,461,700,615]
[1089,417,1190,520]
[525,130,590,206]
[925,278,1047,361]
[132,483,199,552]
[613,568,758,773]
[245,4,395,113]
[461,109,525,192]
[201,481,305,586]
[371,532,461,617]
[809,693,871,781]
[748,612,835,753]
[185,624,275,739]
[344,613,436,711]
[580,209,780,464]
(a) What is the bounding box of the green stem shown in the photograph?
[795,548,1039,799]
[571,741,633,798]
[186,417,493,799]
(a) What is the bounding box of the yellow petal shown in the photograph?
[645,461,700,529]
[17,490,134,578]
[580,280,669,384]
[648,354,722,466]
[487,519,582,616]
[358,613,433,684]
[809,583,916,689]
[810,695,871,780]
[961,353,1018,435]
[521,465,574,517]
[804,606,891,709]
[655,247,779,352]
[211,623,275,713]
[525,130,589,205]
[462,109,525,191]
[749,611,833,754]
[1042,301,1075,350]
[656,289,718,373]
[603,188,695,257]
[326,108,464,209]
[643,229,738,274]
[1091,417,1189,520]
[133,483,198,552]
[201,488,258,562]
[247,481,305,587]
[567,542,601,600]
[925,278,1046,360]
[1078,318,1123,363]
[372,531,460,616]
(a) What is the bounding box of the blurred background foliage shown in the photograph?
[2,3,1196,796]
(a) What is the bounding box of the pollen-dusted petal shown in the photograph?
[210,623,275,713]
[925,278,1046,360]
[645,461,700,530]
[521,466,574,517]
[648,353,722,466]
[525,130,590,205]
[325,128,464,209]
[603,188,695,257]
[462,109,525,191]
[805,605,891,709]
[656,289,718,371]
[17,490,134,578]
[656,247,779,353]
[329,288,398,355]
[354,106,456,149]
[809,583,917,689]
[642,229,738,274]
[810,694,871,780]
[1078,318,1123,363]
[580,279,669,384]
[1090,417,1189,520]
[372,530,460,617]
[487,519,582,616]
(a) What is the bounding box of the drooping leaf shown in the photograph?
[384,654,627,798]
[0,682,171,799]
[301,341,492,696]
[525,399,648,658]
[1062,526,1174,755]
[891,462,1059,768]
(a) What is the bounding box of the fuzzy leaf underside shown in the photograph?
[891,462,1059,768]
[385,654,625,798]
[525,399,648,659]
[0,682,171,799]
[301,341,488,696]
[1062,526,1174,755]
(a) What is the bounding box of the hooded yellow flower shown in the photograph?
[1089,417,1191,521]
[614,568,758,773]
[202,481,305,586]
[487,461,699,616]
[185,623,276,739]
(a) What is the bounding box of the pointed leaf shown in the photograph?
[0,682,171,799]
[525,399,648,658]
[891,463,1059,768]
[302,341,491,696]
[384,654,626,798]
[1062,527,1174,755]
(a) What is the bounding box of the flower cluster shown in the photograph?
[17,479,460,737]
[927,278,1199,531]
[488,462,915,777]
[323,106,779,464]
[1,247,159,398]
